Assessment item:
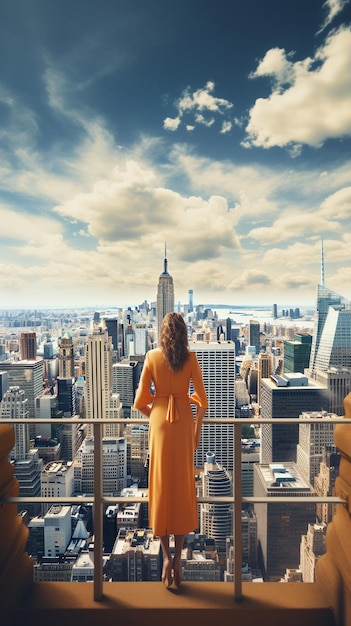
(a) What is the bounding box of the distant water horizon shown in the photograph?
[205,304,315,329]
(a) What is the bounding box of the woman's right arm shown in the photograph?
[194,406,206,449]
[189,353,208,449]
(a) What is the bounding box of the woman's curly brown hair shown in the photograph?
[160,312,189,371]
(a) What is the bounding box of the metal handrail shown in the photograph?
[1,415,350,601]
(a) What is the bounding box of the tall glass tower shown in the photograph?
[156,245,174,342]
[309,284,351,374]
[188,289,194,313]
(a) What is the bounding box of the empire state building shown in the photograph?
[156,246,174,342]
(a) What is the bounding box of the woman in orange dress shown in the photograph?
[133,312,208,588]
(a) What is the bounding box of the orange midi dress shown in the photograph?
[133,348,208,536]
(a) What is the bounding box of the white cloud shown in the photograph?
[178,81,233,114]
[248,210,340,245]
[54,160,240,262]
[163,81,233,133]
[1,55,351,308]
[170,149,284,219]
[319,186,351,219]
[163,116,181,131]
[195,113,216,127]
[318,0,350,33]
[244,26,351,150]
[220,121,232,134]
[0,204,63,244]
[229,269,271,290]
[249,47,296,85]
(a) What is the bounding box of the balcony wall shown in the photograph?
[4,387,351,626]
[0,425,33,610]
[315,392,351,626]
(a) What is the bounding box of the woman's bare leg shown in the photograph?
[173,534,184,587]
[160,535,173,587]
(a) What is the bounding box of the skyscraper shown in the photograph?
[254,462,315,581]
[0,358,44,438]
[257,353,273,406]
[0,370,8,401]
[1,386,29,461]
[1,385,42,516]
[44,505,72,558]
[284,332,312,374]
[74,436,127,495]
[304,244,351,410]
[300,522,327,582]
[58,334,75,378]
[156,245,174,341]
[309,284,351,374]
[20,331,37,360]
[312,367,351,415]
[190,340,235,474]
[260,373,328,463]
[200,452,233,555]
[112,361,138,414]
[296,410,338,485]
[85,327,113,437]
[249,320,260,355]
[188,289,194,313]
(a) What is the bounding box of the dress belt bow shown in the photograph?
[156,392,189,423]
[164,392,189,423]
[166,393,178,423]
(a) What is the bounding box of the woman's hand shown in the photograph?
[194,406,206,449]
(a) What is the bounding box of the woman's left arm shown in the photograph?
[133,353,154,417]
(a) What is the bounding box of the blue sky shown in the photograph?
[1,0,351,309]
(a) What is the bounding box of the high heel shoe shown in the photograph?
[173,558,182,588]
[161,560,173,588]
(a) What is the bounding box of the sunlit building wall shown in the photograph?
[190,341,235,473]
[85,327,113,437]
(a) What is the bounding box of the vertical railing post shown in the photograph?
[93,421,103,601]
[234,420,242,601]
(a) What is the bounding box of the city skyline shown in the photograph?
[1,1,351,308]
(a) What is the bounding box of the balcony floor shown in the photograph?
[4,581,336,626]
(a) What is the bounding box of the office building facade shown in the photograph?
[311,366,351,415]
[260,373,328,464]
[200,452,233,555]
[84,327,113,437]
[300,522,327,582]
[110,528,161,581]
[296,411,338,485]
[0,359,44,438]
[284,332,312,374]
[190,341,235,473]
[249,320,260,355]
[1,386,29,461]
[74,436,127,496]
[0,370,8,401]
[112,361,138,412]
[20,331,37,360]
[254,462,315,581]
[58,334,75,378]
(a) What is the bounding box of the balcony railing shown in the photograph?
[1,415,349,604]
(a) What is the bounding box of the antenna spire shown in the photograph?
[321,237,325,286]
[164,242,168,274]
